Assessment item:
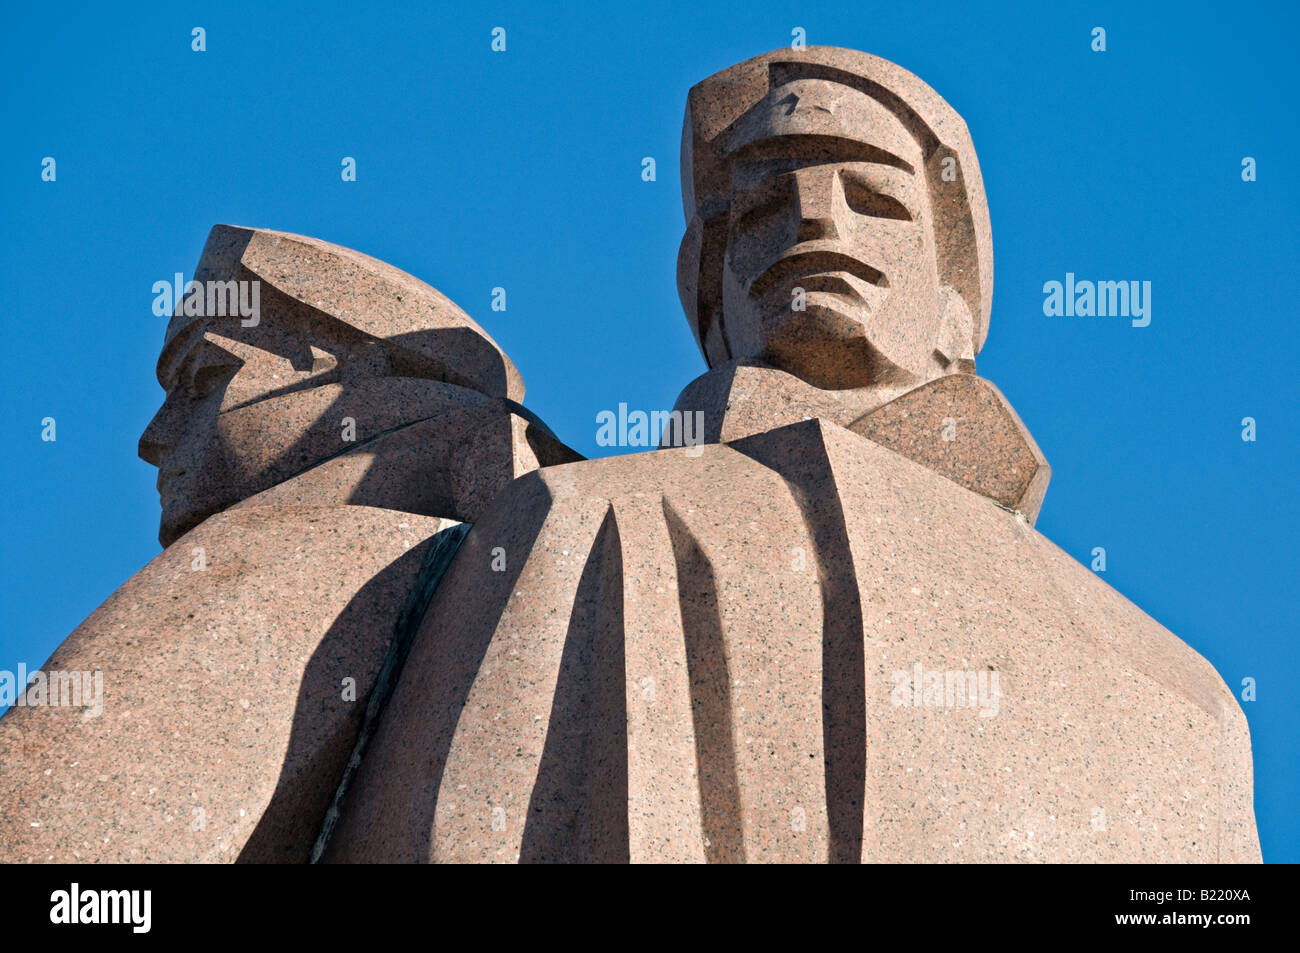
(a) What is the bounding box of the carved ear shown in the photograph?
[934,285,976,374]
[678,214,732,367]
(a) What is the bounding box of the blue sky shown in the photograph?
[1,1,1295,861]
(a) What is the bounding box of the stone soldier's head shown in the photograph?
[139,225,524,546]
[677,47,993,391]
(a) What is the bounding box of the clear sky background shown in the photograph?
[1,1,1295,861]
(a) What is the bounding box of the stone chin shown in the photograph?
[158,480,232,547]
[154,434,247,546]
[159,498,205,547]
[758,298,916,390]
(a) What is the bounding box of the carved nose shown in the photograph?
[138,397,180,466]
[138,418,168,466]
[792,169,839,243]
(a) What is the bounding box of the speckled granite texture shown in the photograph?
[673,363,1050,523]
[324,417,1258,863]
[0,503,445,862]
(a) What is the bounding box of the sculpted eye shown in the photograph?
[730,192,786,235]
[840,175,913,221]
[184,346,241,400]
[188,363,237,400]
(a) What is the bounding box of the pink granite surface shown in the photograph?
[324,419,1258,863]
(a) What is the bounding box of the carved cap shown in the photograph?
[160,225,524,402]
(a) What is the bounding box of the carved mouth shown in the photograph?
[157,468,186,496]
[748,249,888,301]
[797,273,871,298]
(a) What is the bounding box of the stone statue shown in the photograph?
[0,225,577,861]
[0,47,1260,864]
[321,48,1261,863]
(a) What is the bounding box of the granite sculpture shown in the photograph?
[0,47,1260,864]
[0,226,577,861]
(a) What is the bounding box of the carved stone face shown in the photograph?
[718,79,965,390]
[138,319,338,546]
[137,225,531,547]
